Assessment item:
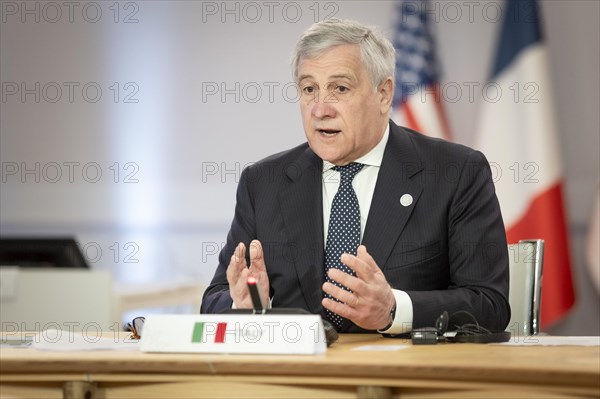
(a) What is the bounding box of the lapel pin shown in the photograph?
[400,194,413,207]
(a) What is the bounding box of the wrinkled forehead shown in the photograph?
[297,44,366,83]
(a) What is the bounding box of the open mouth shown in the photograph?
[317,129,341,136]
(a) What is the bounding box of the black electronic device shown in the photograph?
[411,310,511,344]
[0,237,89,268]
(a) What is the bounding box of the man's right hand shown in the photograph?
[226,240,270,308]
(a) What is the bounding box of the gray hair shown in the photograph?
[292,19,396,88]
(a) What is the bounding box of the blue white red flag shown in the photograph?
[475,0,575,328]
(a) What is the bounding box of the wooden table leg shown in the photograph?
[63,381,96,399]
[357,386,393,399]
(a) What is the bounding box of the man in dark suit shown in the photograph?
[201,19,510,333]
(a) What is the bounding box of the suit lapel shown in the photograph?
[279,147,324,313]
[362,122,424,271]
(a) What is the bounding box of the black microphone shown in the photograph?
[246,276,265,314]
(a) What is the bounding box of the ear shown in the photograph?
[378,77,394,114]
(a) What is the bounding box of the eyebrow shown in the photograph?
[298,74,313,83]
[298,74,356,83]
[329,74,354,81]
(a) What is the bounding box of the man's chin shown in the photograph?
[311,148,346,165]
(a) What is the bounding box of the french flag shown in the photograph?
[475,0,575,328]
[391,0,451,140]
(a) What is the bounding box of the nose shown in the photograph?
[310,91,337,119]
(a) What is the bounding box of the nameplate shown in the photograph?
[140,314,327,355]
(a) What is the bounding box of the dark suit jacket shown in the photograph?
[201,121,510,332]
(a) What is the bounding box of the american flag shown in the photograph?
[391,0,451,140]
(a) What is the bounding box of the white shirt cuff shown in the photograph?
[378,289,413,334]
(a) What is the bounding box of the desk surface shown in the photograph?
[1,334,599,399]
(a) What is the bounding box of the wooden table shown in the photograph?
[1,334,598,398]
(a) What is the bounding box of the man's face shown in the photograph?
[298,44,393,166]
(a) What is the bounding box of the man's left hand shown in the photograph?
[322,245,396,330]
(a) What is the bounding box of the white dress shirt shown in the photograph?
[322,125,413,334]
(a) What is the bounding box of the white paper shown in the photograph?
[0,337,32,348]
[495,335,600,346]
[32,329,140,351]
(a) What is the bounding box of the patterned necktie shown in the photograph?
[324,162,365,329]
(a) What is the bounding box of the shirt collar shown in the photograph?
[323,124,389,172]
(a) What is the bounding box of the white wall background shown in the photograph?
[1,0,598,334]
